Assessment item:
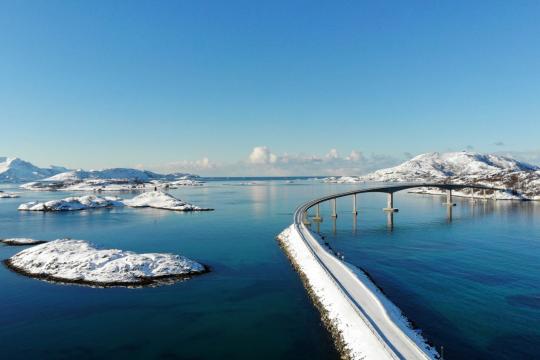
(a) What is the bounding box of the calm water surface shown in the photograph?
[0,181,539,359]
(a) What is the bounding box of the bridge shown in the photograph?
[304,182,503,227]
[292,182,504,359]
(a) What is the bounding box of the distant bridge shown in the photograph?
[303,182,505,221]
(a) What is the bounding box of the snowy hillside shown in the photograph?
[361,152,537,182]
[0,157,68,183]
[325,152,540,200]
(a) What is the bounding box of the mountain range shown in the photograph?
[0,157,195,183]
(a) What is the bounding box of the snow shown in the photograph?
[0,191,19,198]
[6,239,206,286]
[1,238,47,245]
[123,191,213,211]
[278,225,437,360]
[0,157,67,183]
[324,151,540,200]
[18,195,124,211]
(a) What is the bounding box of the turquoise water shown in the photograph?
[0,181,539,359]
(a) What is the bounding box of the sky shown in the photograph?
[1,0,539,175]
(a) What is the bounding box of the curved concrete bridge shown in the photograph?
[292,182,503,360]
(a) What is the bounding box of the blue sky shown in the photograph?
[1,1,539,175]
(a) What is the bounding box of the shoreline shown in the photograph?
[276,232,352,359]
[3,259,211,288]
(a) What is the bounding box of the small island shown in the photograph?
[1,238,47,246]
[4,239,208,287]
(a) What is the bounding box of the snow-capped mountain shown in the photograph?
[0,157,68,183]
[325,152,540,200]
[361,152,538,182]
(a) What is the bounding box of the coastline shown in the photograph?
[3,259,211,288]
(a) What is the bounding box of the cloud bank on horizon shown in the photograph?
[146,146,408,176]
[134,146,540,177]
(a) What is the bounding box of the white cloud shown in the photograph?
[241,146,401,176]
[151,157,216,174]
[325,148,339,160]
[248,146,278,164]
[345,150,363,161]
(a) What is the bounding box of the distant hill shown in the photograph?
[45,168,194,182]
[360,152,538,182]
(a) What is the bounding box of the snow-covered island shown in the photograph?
[324,151,540,200]
[123,191,213,211]
[1,238,47,246]
[21,168,203,192]
[18,191,213,212]
[0,190,19,198]
[18,195,124,211]
[5,239,208,286]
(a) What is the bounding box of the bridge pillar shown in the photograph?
[302,210,311,226]
[383,192,398,212]
[444,189,456,206]
[482,189,488,202]
[386,211,394,230]
[331,198,338,218]
[352,194,358,215]
[313,203,323,222]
